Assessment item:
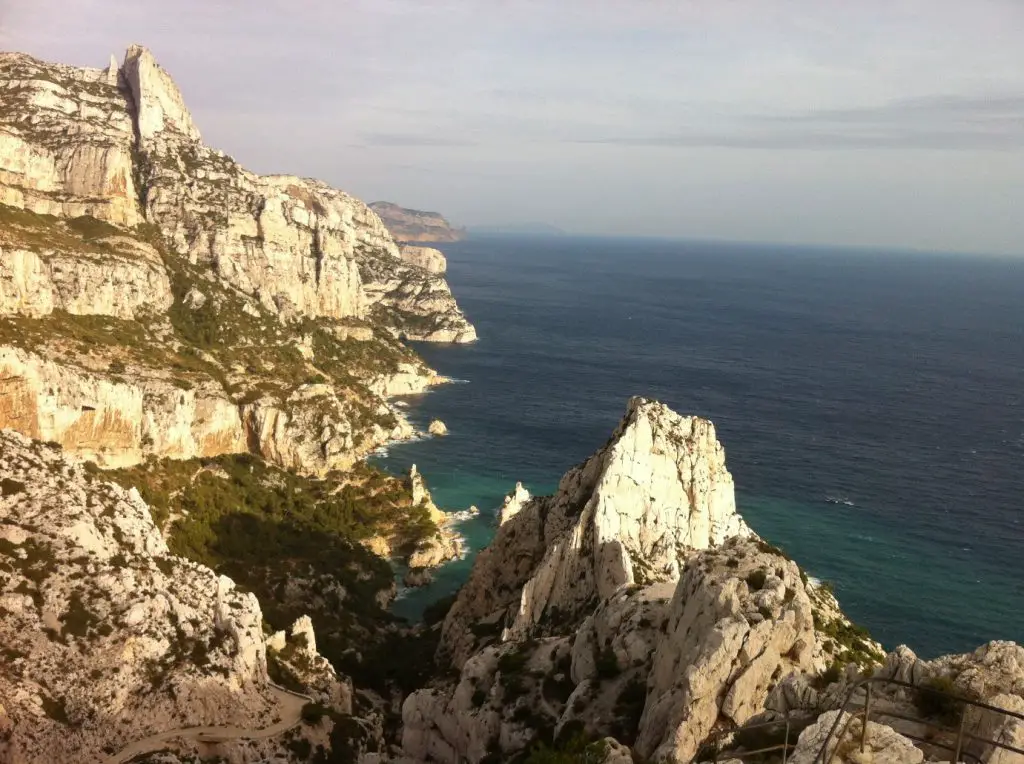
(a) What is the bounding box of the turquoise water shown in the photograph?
[375,235,1024,658]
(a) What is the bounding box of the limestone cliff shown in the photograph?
[400,245,448,274]
[0,47,475,335]
[0,45,475,471]
[369,201,466,243]
[0,431,273,762]
[402,400,886,764]
[438,397,751,668]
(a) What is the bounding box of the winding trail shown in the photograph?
[100,684,310,764]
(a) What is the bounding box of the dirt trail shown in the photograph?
[100,685,308,764]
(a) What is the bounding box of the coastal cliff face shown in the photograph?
[0,48,474,337]
[0,45,475,471]
[369,201,466,243]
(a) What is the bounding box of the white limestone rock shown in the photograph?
[399,244,448,274]
[0,346,246,468]
[0,47,476,341]
[429,419,449,436]
[439,398,751,668]
[0,431,276,763]
[121,43,201,143]
[0,52,141,226]
[402,638,573,764]
[498,481,531,525]
[635,536,826,763]
[788,710,924,764]
[0,238,172,320]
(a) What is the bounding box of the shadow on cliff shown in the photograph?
[173,511,441,696]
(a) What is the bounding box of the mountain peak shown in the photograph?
[122,44,201,142]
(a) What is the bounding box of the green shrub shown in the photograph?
[0,478,25,496]
[595,646,619,680]
[914,676,971,725]
[746,569,767,591]
[302,702,332,724]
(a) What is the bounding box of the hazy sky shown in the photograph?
[3,0,1023,254]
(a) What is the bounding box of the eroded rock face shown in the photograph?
[402,538,833,764]
[789,710,924,764]
[0,431,274,763]
[0,237,172,319]
[438,398,751,669]
[497,481,531,525]
[0,52,141,226]
[400,245,448,274]
[0,346,246,467]
[635,537,826,763]
[0,46,476,337]
[369,201,465,243]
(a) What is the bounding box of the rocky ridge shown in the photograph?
[0,431,346,763]
[399,398,1024,764]
[370,202,466,244]
[0,45,476,475]
[438,398,752,669]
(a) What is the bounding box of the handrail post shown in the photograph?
[783,714,790,764]
[952,707,967,763]
[860,683,872,753]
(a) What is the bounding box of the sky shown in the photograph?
[2,0,1023,254]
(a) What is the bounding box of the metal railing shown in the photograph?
[705,676,1024,764]
[816,677,1024,764]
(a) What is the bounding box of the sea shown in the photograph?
[373,234,1024,659]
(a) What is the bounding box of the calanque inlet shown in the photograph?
[0,45,1021,764]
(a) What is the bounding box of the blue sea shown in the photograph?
[374,235,1024,659]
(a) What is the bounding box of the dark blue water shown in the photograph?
[376,235,1024,658]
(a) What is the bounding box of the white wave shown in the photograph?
[446,506,481,522]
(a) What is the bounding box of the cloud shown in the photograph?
[359,132,479,148]
[566,94,1024,151]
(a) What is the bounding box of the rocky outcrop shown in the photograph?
[370,202,465,243]
[497,481,531,525]
[0,346,245,467]
[242,385,413,475]
[267,616,353,712]
[0,236,172,320]
[400,245,448,274]
[438,398,750,669]
[405,464,464,576]
[0,53,140,226]
[401,535,843,764]
[634,537,827,763]
[0,47,475,337]
[789,710,924,764]
[400,400,900,764]
[0,431,275,763]
[360,248,477,342]
[428,419,448,436]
